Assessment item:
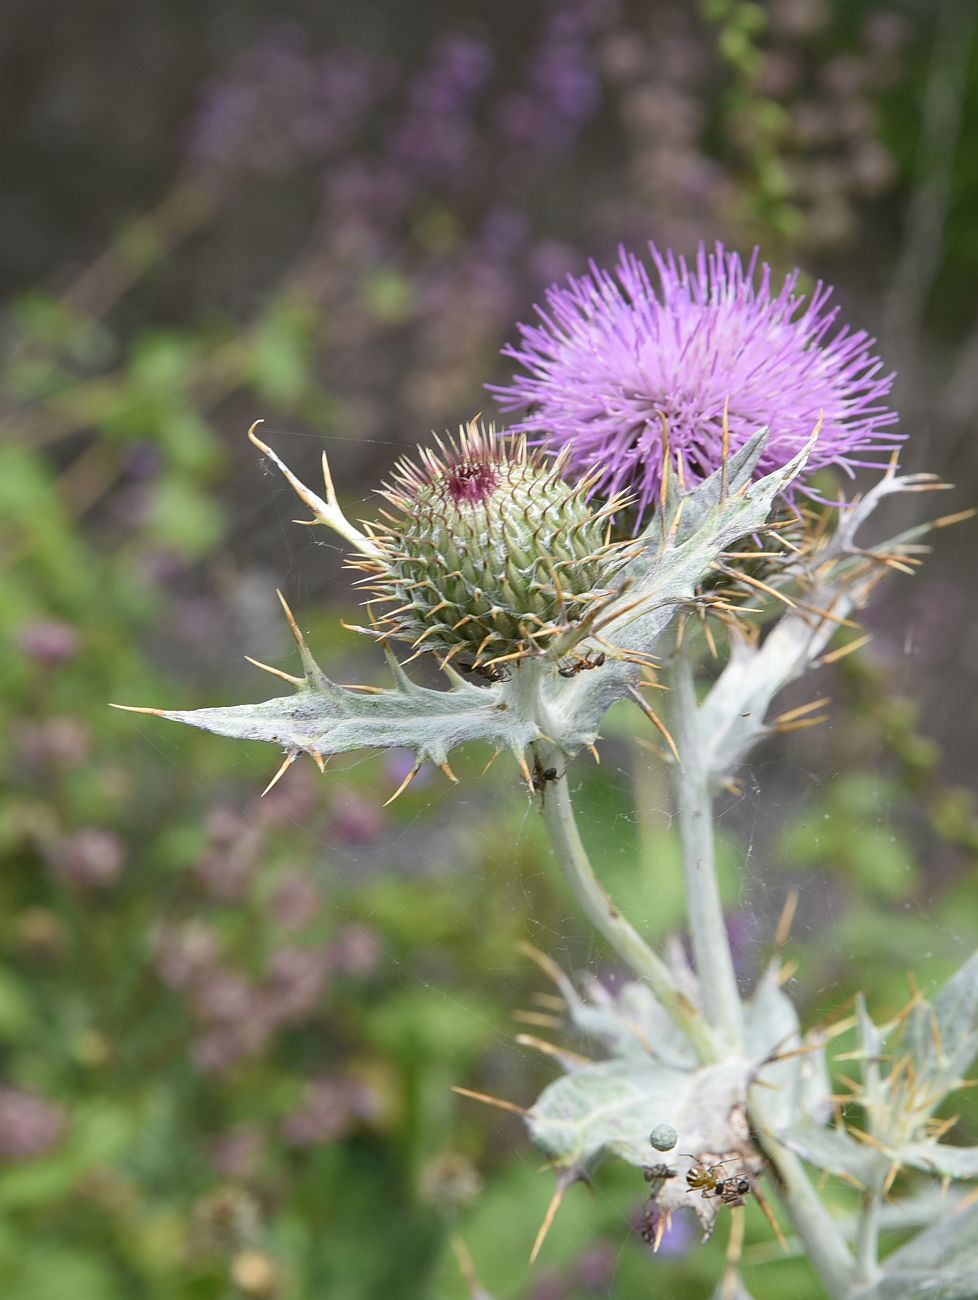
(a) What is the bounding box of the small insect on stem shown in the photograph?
[530,756,561,808]
[557,650,606,678]
[682,1155,753,1207]
[458,659,511,683]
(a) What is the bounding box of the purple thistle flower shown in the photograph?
[491,242,901,525]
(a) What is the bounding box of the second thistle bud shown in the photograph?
[357,420,634,667]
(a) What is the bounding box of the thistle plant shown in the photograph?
[116,244,977,1299]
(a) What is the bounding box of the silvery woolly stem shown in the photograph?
[667,649,744,1050]
[664,664,856,1296]
[538,708,857,1295]
[853,1186,882,1289]
[535,742,717,1064]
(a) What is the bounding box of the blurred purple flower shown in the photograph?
[258,762,320,827]
[208,1123,265,1180]
[280,1076,378,1147]
[262,945,331,1022]
[271,872,324,929]
[196,806,262,902]
[572,1240,616,1288]
[16,620,80,665]
[389,33,492,181]
[328,794,384,846]
[328,924,382,977]
[19,717,90,768]
[154,922,220,991]
[492,242,900,524]
[47,828,126,889]
[0,1085,66,1161]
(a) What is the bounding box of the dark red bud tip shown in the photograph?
[445,461,498,506]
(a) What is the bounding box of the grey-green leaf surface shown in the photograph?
[903,951,978,1097]
[123,656,541,769]
[858,1203,978,1299]
[526,1057,750,1173]
[778,1125,885,1189]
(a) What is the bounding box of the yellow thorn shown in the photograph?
[818,633,871,666]
[449,1237,482,1300]
[627,687,680,762]
[518,940,573,992]
[108,703,168,717]
[772,697,831,726]
[512,1010,565,1030]
[450,1085,528,1117]
[727,567,796,607]
[384,762,422,806]
[308,747,326,773]
[529,1181,568,1265]
[752,1186,788,1253]
[931,507,977,530]
[773,890,799,952]
[276,588,307,649]
[244,655,304,687]
[515,1034,593,1066]
[652,1209,668,1253]
[321,450,337,501]
[261,750,299,797]
[439,761,460,784]
[586,742,600,765]
[516,752,535,790]
[847,1126,889,1153]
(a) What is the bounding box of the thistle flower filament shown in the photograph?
[492,242,901,525]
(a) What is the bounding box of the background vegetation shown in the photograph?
[2,1,977,1295]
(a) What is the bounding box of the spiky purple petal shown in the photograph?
[490,242,901,525]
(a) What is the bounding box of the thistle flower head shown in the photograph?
[357,419,634,666]
[491,242,901,525]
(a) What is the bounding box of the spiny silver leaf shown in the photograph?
[599,433,816,651]
[126,655,539,769]
[526,1056,751,1173]
[902,951,978,1095]
[856,1202,978,1300]
[777,1125,885,1190]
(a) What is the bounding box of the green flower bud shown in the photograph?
[357,420,635,667]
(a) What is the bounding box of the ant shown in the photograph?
[557,651,606,678]
[458,659,511,684]
[531,758,559,792]
[529,756,561,807]
[682,1155,752,1207]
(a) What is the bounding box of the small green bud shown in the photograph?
[649,1123,678,1151]
[358,420,634,666]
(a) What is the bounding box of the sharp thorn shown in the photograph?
[261,749,299,797]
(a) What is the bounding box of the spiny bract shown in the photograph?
[354,419,636,667]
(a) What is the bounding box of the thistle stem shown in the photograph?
[665,656,854,1295]
[536,745,717,1063]
[853,1188,882,1288]
[667,651,744,1049]
[749,1088,855,1297]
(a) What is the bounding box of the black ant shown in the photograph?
[529,756,561,807]
[531,759,559,792]
[557,651,606,678]
[458,659,511,684]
